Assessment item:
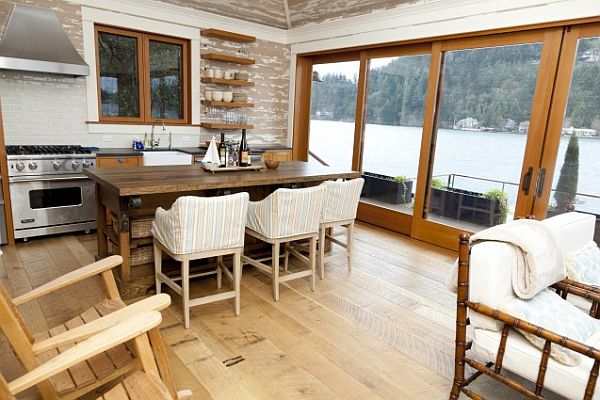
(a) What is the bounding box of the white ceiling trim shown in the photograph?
[287,0,598,53]
[70,0,288,43]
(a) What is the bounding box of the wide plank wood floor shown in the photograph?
[0,222,566,399]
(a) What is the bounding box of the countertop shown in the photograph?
[92,145,291,157]
[85,161,357,196]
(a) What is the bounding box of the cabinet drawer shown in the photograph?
[97,156,141,168]
[262,150,291,161]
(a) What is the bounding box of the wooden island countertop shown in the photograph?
[84,161,359,196]
[85,161,360,286]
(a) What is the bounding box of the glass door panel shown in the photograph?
[424,43,543,232]
[361,54,431,214]
[543,32,600,244]
[309,61,360,169]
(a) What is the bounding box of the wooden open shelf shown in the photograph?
[201,77,254,87]
[200,122,254,130]
[201,100,254,108]
[201,28,256,43]
[201,53,255,65]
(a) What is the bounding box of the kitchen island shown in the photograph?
[84,161,359,285]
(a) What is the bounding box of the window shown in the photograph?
[95,25,190,124]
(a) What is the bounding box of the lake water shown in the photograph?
[309,119,600,214]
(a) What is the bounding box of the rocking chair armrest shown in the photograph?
[467,300,600,361]
[32,293,171,354]
[12,256,123,306]
[7,311,162,396]
[553,279,600,301]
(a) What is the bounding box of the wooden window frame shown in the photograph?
[95,25,191,125]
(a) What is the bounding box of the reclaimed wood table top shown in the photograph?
[84,161,360,196]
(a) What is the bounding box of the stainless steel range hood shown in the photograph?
[0,5,89,76]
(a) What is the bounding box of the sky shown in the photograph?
[313,57,394,80]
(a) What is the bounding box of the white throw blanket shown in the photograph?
[446,219,565,299]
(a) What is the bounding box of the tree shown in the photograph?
[554,134,580,212]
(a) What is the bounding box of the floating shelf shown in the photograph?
[201,123,254,130]
[201,52,255,65]
[201,28,256,43]
[201,77,254,87]
[201,100,254,108]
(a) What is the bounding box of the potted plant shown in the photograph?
[429,180,507,227]
[361,172,413,204]
[553,133,579,213]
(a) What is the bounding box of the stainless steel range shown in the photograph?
[7,145,97,240]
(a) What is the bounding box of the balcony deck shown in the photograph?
[0,223,566,399]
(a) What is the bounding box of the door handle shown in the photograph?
[536,168,546,198]
[522,167,533,195]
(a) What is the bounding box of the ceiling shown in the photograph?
[156,0,427,30]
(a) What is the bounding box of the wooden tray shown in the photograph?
[201,163,265,173]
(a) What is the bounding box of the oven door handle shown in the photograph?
[9,175,90,183]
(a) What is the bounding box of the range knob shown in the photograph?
[15,162,25,171]
[52,161,61,170]
[28,162,38,170]
[82,161,92,168]
[71,161,80,170]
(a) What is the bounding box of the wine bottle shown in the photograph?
[219,132,227,167]
[239,129,249,167]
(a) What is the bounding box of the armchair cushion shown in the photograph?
[499,289,600,366]
[565,241,600,286]
[473,327,600,400]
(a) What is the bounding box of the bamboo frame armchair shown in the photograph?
[450,233,600,400]
[1,311,179,400]
[0,255,176,400]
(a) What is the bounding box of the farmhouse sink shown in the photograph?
[142,150,192,166]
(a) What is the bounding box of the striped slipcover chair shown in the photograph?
[318,178,364,279]
[243,185,324,301]
[152,192,249,329]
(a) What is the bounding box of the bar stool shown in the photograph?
[152,193,249,329]
[318,178,364,279]
[242,186,324,301]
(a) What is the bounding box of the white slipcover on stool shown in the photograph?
[152,193,249,329]
[318,178,364,279]
[243,186,324,301]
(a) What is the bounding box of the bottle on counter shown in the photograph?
[219,132,227,167]
[239,129,249,167]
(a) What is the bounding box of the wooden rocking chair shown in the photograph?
[0,255,176,400]
[1,311,180,400]
[450,233,600,399]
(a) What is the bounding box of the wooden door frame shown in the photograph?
[410,28,563,250]
[532,23,600,216]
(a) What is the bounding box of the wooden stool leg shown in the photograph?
[217,255,223,289]
[154,241,162,294]
[310,235,317,291]
[234,249,242,316]
[182,259,191,329]
[347,222,354,271]
[283,243,290,272]
[319,226,326,280]
[272,242,280,301]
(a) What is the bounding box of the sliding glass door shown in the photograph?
[360,49,431,215]
[535,24,600,245]
[308,60,360,169]
[411,30,563,248]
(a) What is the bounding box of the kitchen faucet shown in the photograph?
[150,119,166,149]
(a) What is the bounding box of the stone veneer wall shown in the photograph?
[200,36,289,146]
[0,0,291,147]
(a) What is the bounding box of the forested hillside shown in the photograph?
[310,38,600,131]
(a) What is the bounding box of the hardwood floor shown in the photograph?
[0,222,565,399]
